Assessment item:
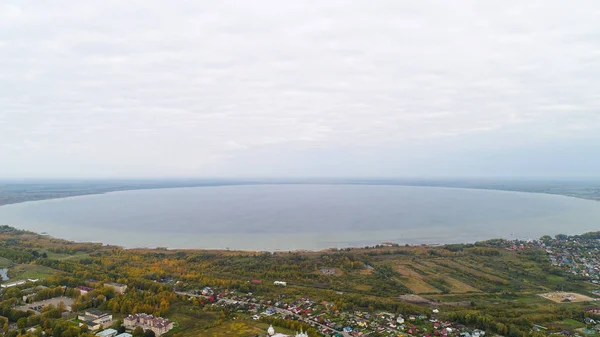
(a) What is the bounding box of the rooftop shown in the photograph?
[86,309,107,316]
[96,328,117,337]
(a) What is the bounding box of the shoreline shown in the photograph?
[0,225,518,255]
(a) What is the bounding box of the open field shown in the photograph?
[201,321,278,337]
[164,312,290,337]
[201,321,296,337]
[434,259,509,285]
[43,251,90,261]
[539,292,598,303]
[412,261,481,293]
[556,319,587,330]
[9,264,60,280]
[164,303,219,336]
[394,263,441,294]
[354,284,373,292]
[0,257,13,268]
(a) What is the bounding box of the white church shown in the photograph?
[266,324,309,337]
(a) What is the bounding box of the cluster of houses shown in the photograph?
[213,290,487,337]
[124,313,174,336]
[543,240,600,281]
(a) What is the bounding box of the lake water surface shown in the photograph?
[1,184,599,251]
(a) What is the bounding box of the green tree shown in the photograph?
[132,326,144,337]
[17,317,27,329]
[143,329,156,337]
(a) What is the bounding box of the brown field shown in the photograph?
[539,292,597,303]
[354,284,373,292]
[443,277,481,293]
[359,268,374,275]
[394,264,441,294]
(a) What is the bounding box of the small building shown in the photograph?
[96,329,118,337]
[79,310,113,331]
[585,307,600,315]
[77,286,94,295]
[1,280,26,288]
[104,282,127,294]
[266,325,308,337]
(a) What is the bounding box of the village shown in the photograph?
[541,235,600,282]
[180,283,488,337]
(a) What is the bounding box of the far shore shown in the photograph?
[2,179,599,209]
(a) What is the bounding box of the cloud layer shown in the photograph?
[1,1,599,178]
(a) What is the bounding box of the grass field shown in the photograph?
[556,319,586,329]
[165,303,219,336]
[0,257,14,268]
[411,261,481,293]
[165,308,289,337]
[394,263,441,294]
[201,320,296,337]
[9,264,59,280]
[434,259,509,284]
[354,284,373,292]
[43,251,90,261]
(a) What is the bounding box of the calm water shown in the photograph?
[0,185,599,251]
[0,268,8,281]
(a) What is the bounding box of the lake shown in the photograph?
[0,184,599,251]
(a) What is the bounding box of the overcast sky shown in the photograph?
[1,1,599,179]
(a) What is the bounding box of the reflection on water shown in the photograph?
[0,268,9,281]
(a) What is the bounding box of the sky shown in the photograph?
[1,1,599,179]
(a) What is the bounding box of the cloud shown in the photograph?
[0,0,599,177]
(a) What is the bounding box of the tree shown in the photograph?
[555,234,568,241]
[132,326,144,337]
[143,329,156,337]
[17,317,27,329]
